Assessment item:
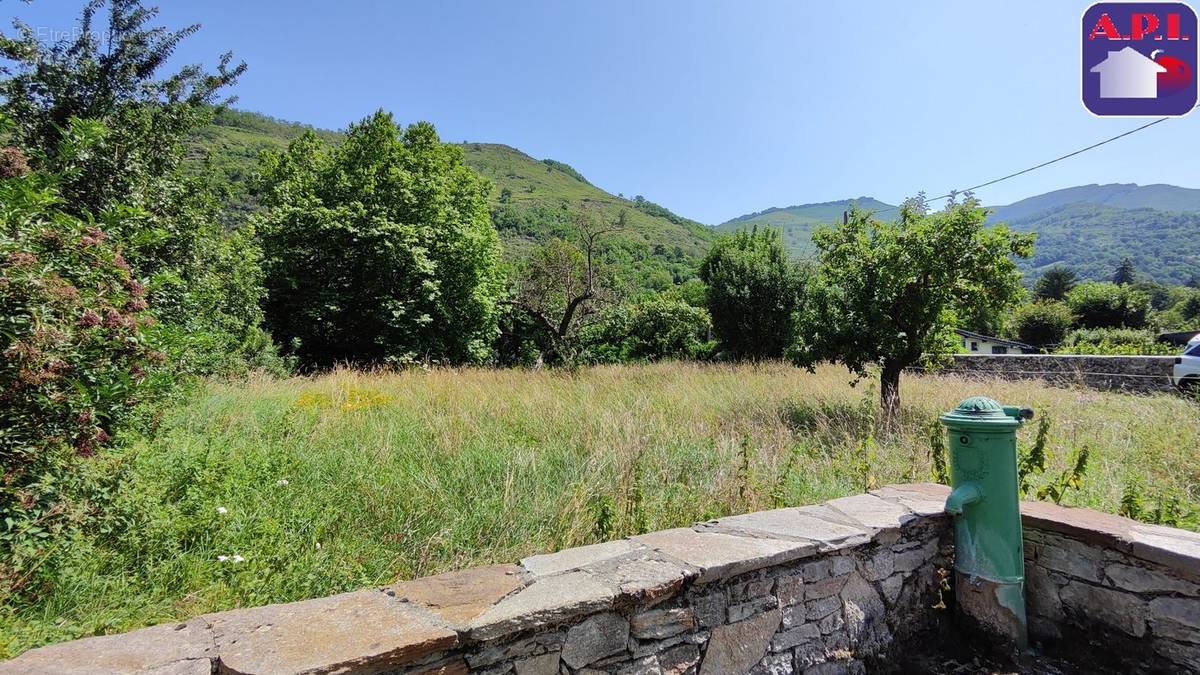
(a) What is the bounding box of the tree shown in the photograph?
[0,0,268,374]
[256,112,504,367]
[1113,257,1136,285]
[793,197,1033,422]
[1009,301,1073,350]
[1065,282,1150,329]
[1187,273,1200,289]
[585,294,713,363]
[509,211,622,365]
[699,227,804,360]
[1034,266,1078,301]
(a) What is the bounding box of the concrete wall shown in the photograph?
[929,354,1177,393]
[5,486,1199,674]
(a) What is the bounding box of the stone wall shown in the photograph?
[1021,500,1200,673]
[927,354,1177,393]
[7,485,1200,674]
[1,484,954,675]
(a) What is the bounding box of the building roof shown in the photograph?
[954,329,1035,351]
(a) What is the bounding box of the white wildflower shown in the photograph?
[315,542,322,549]
[217,555,229,562]
[216,506,228,515]
[231,554,245,563]
[276,479,289,486]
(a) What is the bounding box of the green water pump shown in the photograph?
[940,396,1033,650]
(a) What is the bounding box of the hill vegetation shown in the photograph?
[716,197,895,257]
[187,111,713,290]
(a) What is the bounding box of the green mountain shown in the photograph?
[989,183,1200,224]
[720,187,1200,284]
[1003,203,1200,285]
[187,110,713,289]
[716,198,896,256]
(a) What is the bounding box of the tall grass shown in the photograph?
[2,362,1197,656]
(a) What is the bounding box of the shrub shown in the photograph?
[0,173,161,598]
[585,294,714,363]
[1065,281,1150,329]
[1009,301,1073,349]
[1054,327,1176,355]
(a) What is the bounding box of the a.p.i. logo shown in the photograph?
[1083,2,1197,116]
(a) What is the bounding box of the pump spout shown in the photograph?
[945,481,983,516]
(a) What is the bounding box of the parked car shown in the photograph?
[1173,334,1200,391]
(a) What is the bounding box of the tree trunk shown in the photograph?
[879,364,902,429]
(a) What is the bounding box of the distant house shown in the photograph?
[955,329,1036,355]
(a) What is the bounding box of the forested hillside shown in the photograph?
[187,109,712,289]
[716,197,895,257]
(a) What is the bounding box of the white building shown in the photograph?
[955,329,1036,355]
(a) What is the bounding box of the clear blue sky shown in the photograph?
[10,1,1200,223]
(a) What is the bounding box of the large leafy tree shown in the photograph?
[1065,281,1150,329]
[256,111,504,367]
[699,227,804,360]
[0,0,267,374]
[793,197,1033,421]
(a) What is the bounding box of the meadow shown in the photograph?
[2,362,1198,656]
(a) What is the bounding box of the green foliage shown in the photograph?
[700,227,804,360]
[1008,301,1072,349]
[1054,327,1176,355]
[1017,416,1052,496]
[928,423,950,484]
[0,164,162,600]
[1037,445,1091,505]
[0,0,270,375]
[1033,265,1077,301]
[793,196,1033,417]
[540,158,591,185]
[1065,281,1150,329]
[256,112,504,367]
[584,293,714,363]
[1113,257,1136,286]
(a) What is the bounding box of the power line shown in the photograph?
[871,112,1183,216]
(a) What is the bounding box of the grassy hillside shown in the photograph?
[187,110,713,290]
[716,198,895,257]
[2,363,1195,655]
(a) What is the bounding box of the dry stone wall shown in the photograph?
[1021,500,1200,673]
[925,354,1177,393]
[6,485,1200,674]
[0,484,955,675]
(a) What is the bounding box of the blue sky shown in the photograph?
[10,1,1200,223]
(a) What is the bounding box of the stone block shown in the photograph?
[615,655,663,675]
[1034,534,1105,583]
[630,607,694,640]
[731,578,776,603]
[868,483,950,517]
[206,590,458,675]
[658,643,700,675]
[804,575,847,601]
[1106,561,1199,595]
[1149,597,1200,644]
[521,540,644,578]
[751,652,795,675]
[1130,524,1200,577]
[704,509,870,552]
[513,653,560,675]
[805,596,842,621]
[469,571,614,641]
[840,573,887,650]
[878,576,904,605]
[689,590,728,628]
[1059,581,1147,637]
[589,554,697,604]
[891,539,938,575]
[561,612,630,669]
[860,549,893,582]
[698,609,780,675]
[825,494,914,532]
[729,595,780,623]
[389,564,525,627]
[776,574,804,606]
[632,528,815,583]
[770,623,820,652]
[0,618,215,675]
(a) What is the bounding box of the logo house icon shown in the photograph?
[1090,46,1167,98]
[1083,3,1198,116]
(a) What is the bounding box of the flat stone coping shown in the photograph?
[4,482,1198,674]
